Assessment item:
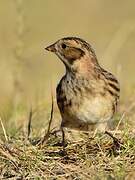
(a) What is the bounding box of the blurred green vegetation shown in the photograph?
[0,0,135,127]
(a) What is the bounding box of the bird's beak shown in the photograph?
[45,43,56,52]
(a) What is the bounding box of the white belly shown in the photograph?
[61,91,114,131]
[76,96,113,124]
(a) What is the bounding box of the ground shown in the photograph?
[0,101,135,179]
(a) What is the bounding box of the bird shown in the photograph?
[45,37,120,145]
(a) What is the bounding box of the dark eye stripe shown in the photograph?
[63,47,85,64]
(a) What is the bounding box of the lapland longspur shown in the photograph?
[45,37,120,144]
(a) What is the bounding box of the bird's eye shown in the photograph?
[61,43,67,49]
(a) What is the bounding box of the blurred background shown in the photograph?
[0,0,135,133]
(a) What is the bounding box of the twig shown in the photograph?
[0,117,8,142]
[40,84,54,145]
[113,101,135,136]
[27,107,33,140]
[0,145,18,170]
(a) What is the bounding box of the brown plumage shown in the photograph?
[45,37,120,143]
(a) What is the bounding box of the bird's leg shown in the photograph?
[105,131,121,148]
[61,126,67,148]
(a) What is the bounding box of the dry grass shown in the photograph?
[0,101,135,179]
[0,129,135,179]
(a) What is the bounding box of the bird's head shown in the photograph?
[45,37,98,73]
